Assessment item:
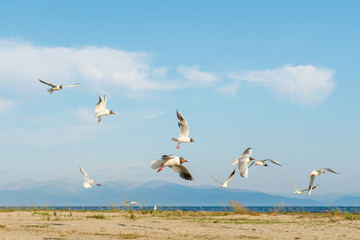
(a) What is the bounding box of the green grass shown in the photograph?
[86,214,105,219]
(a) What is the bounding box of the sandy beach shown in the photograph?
[0,209,359,240]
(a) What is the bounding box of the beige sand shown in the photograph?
[0,210,359,239]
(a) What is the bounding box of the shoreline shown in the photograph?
[0,209,359,239]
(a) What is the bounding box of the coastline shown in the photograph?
[0,208,359,240]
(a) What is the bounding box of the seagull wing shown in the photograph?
[238,158,248,178]
[39,79,57,87]
[288,178,300,191]
[307,175,316,196]
[322,168,340,174]
[95,95,107,114]
[266,159,282,166]
[210,175,223,185]
[231,158,239,165]
[223,169,236,185]
[61,83,80,88]
[171,165,193,181]
[240,147,253,158]
[161,154,176,161]
[248,161,255,168]
[176,110,190,138]
[80,166,92,183]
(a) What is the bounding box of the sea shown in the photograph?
[1,206,359,213]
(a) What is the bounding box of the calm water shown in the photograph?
[1,206,360,213]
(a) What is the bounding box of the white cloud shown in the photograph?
[0,39,179,92]
[177,65,219,87]
[229,65,335,104]
[218,82,240,97]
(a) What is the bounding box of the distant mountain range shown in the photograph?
[0,178,359,206]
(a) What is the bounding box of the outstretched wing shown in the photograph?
[223,169,236,185]
[322,168,340,174]
[288,178,300,191]
[95,94,107,113]
[210,174,223,185]
[307,175,316,196]
[80,166,92,183]
[240,147,252,158]
[238,159,248,178]
[39,79,57,87]
[248,161,255,168]
[171,165,193,181]
[176,110,190,138]
[267,159,282,166]
[61,83,80,88]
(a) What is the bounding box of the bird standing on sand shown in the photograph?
[171,110,194,149]
[231,147,254,178]
[151,154,193,180]
[94,94,115,123]
[39,79,79,94]
[307,168,339,196]
[79,166,102,188]
[248,159,282,168]
[210,169,236,188]
[288,178,319,194]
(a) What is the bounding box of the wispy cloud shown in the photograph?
[218,82,240,97]
[177,65,219,87]
[229,65,335,104]
[0,39,179,92]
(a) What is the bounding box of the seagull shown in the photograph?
[94,94,115,123]
[288,178,319,194]
[153,206,157,211]
[231,147,254,178]
[151,154,193,181]
[248,159,282,168]
[171,110,194,149]
[210,169,236,188]
[39,79,79,94]
[123,201,142,209]
[79,166,102,188]
[307,168,339,196]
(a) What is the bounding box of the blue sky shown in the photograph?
[0,1,359,196]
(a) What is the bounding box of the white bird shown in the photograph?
[153,206,157,211]
[248,159,282,168]
[171,110,194,149]
[123,201,142,209]
[210,169,236,188]
[94,94,115,123]
[151,154,193,181]
[231,147,254,178]
[288,179,319,194]
[79,166,102,188]
[307,168,339,196]
[39,79,79,94]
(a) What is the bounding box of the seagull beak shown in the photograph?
[184,160,188,162]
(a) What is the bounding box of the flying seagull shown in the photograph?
[79,166,102,188]
[210,169,236,188]
[307,168,339,196]
[94,94,115,123]
[151,154,193,181]
[288,178,319,194]
[248,159,282,168]
[39,79,79,94]
[231,147,254,178]
[171,110,194,149]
